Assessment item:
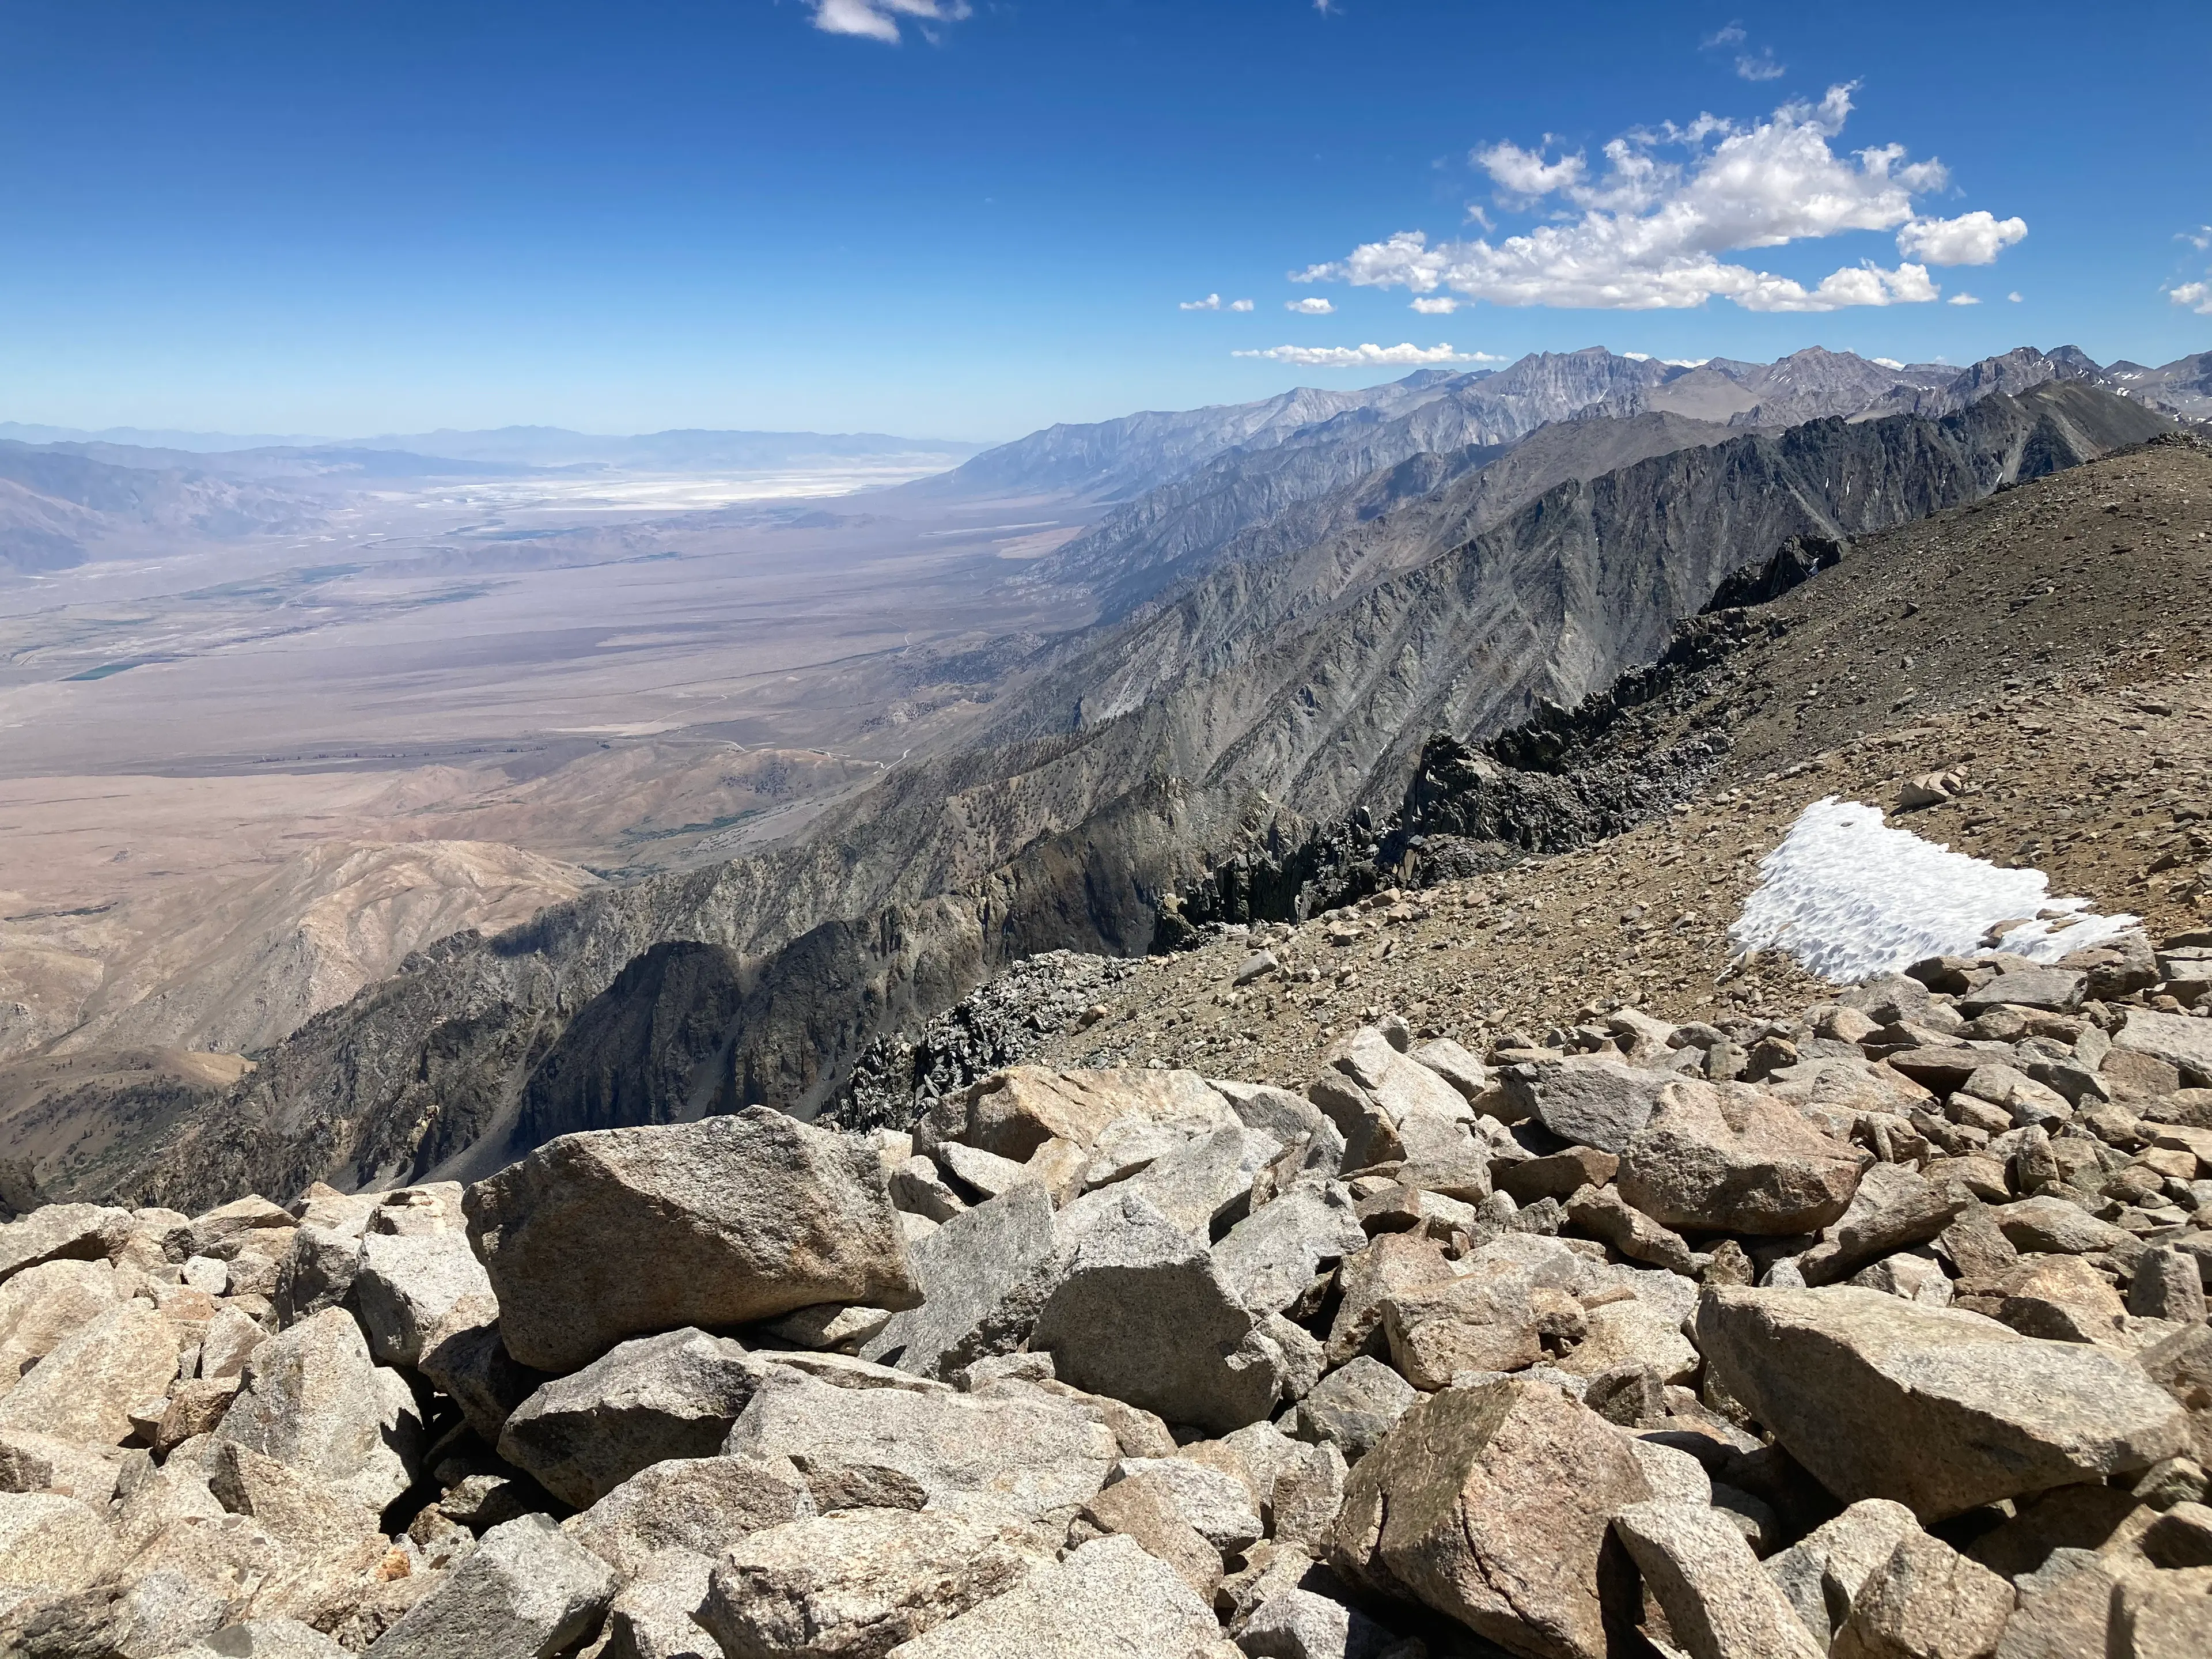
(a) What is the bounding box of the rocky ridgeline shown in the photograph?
[2,929,2212,1658]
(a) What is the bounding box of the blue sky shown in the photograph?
[2,1,2207,441]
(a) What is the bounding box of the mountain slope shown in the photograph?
[66,383,2173,1211]
[0,442,323,571]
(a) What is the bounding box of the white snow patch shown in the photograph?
[1730,797,2139,983]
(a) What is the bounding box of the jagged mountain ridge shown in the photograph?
[79,383,2173,1211]
[1018,346,2131,624]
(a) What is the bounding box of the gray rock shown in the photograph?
[1830,1529,2014,1659]
[2109,1563,2212,1659]
[271,1225,366,1328]
[1291,1365,1412,1467]
[1110,1456,1263,1551]
[366,1513,615,1659]
[879,1532,1221,1658]
[723,1365,1115,1524]
[1799,1174,1969,1286]
[931,1142,1032,1203]
[206,1438,382,1559]
[1211,1080,1340,1151]
[173,1614,351,1657]
[419,1321,551,1444]
[889,1156,967,1224]
[2115,1007,2212,1084]
[1993,1195,2129,1255]
[2130,1247,2209,1323]
[1212,1180,1367,1316]
[1563,1184,1696,1275]
[0,1491,112,1591]
[1612,1498,1824,1659]
[597,1552,717,1659]
[1502,1058,1672,1153]
[0,1204,132,1284]
[1032,1193,1304,1434]
[1381,1274,1541,1390]
[187,1196,295,1261]
[564,1455,812,1580]
[1992,1547,2127,1659]
[1617,1081,1866,1235]
[0,1258,118,1362]
[1960,971,2085,1016]
[498,1328,764,1509]
[0,1298,177,1446]
[924,1067,1235,1161]
[1697,1286,2191,1520]
[1236,950,1282,987]
[1081,1476,1224,1603]
[1058,1124,1282,1244]
[1408,1036,1490,1104]
[354,1230,498,1369]
[1236,1587,1402,1659]
[200,1305,270,1382]
[1760,1497,1922,1643]
[865,1184,1058,1381]
[1329,1378,1653,1659]
[0,1429,122,1503]
[213,1305,425,1514]
[698,1506,1038,1659]
[766,1304,897,1352]
[464,1108,921,1374]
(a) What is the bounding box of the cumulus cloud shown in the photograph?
[1948,293,1981,305]
[1872,357,1904,369]
[2184,226,2212,251]
[1896,210,2028,266]
[1180,293,1253,312]
[1294,85,2016,313]
[1410,296,1461,313]
[1233,342,1500,368]
[2172,281,2212,316]
[1286,297,1336,314]
[2008,291,2024,302]
[810,0,969,42]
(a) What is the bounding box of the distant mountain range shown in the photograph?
[912,344,2211,512]
[0,423,990,469]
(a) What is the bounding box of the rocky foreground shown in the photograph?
[2,927,2211,1657]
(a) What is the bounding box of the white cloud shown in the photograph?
[1229,297,1255,312]
[1896,210,2027,266]
[1294,85,2014,313]
[1286,297,1336,314]
[1233,342,1500,368]
[1736,51,1785,81]
[2008,291,2023,302]
[1873,357,1904,368]
[1704,23,1747,47]
[1410,296,1461,313]
[2171,281,2212,316]
[1183,294,1259,312]
[1948,293,1981,306]
[810,0,969,43]
[2184,226,2212,251]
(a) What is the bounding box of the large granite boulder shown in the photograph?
[464,1108,919,1373]
[365,1514,614,1659]
[880,1533,1221,1657]
[922,1069,1234,1161]
[1031,1193,1313,1434]
[1616,1081,1866,1235]
[1329,1378,1653,1659]
[498,1328,765,1509]
[212,1306,425,1514]
[1697,1286,2190,1520]
[865,1183,1058,1381]
[722,1366,1115,1524]
[698,1506,1039,1658]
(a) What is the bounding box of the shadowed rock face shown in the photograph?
[85,383,2171,1213]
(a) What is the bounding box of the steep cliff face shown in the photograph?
[89,384,2173,1210]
